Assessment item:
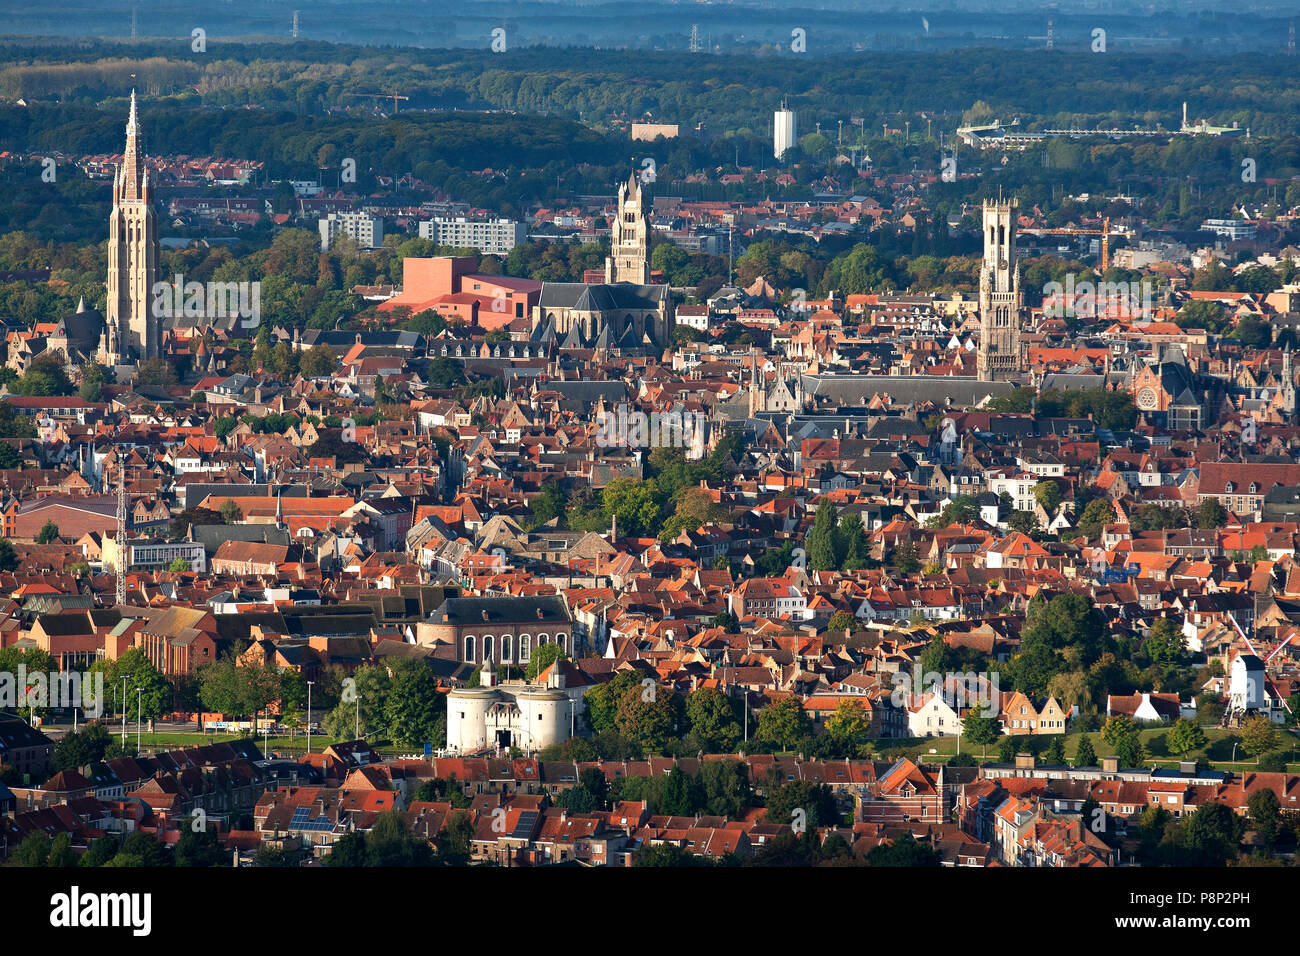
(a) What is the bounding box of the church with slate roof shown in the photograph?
[529,171,674,354]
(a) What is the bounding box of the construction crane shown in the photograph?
[1019,217,1120,272]
[348,91,409,114]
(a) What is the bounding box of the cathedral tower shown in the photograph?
[605,169,649,285]
[101,91,161,365]
[976,198,1023,382]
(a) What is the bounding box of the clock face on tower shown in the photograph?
[998,259,1008,271]
[1137,387,1158,410]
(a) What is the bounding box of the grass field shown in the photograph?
[120,726,1300,773]
[868,726,1300,772]
[121,732,415,755]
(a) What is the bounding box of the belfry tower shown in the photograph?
[605,170,649,285]
[100,91,161,365]
[976,197,1024,382]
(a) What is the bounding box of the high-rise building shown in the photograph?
[319,212,383,250]
[100,91,161,366]
[976,198,1024,382]
[419,217,526,255]
[774,106,797,161]
[605,170,649,285]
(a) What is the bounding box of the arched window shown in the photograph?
[556,633,567,652]
[482,635,494,661]
[1248,483,1258,495]
[519,635,531,661]
[464,635,476,662]
[501,635,512,662]
[1225,482,1234,494]
[538,633,549,645]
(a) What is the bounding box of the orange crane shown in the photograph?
[1019,217,1120,271]
[348,91,410,114]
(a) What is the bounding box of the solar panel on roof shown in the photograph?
[510,810,538,840]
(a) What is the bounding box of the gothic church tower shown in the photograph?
[100,91,161,365]
[976,198,1024,382]
[605,169,650,285]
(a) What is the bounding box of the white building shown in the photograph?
[775,107,797,161]
[101,536,207,574]
[319,212,384,250]
[419,217,526,255]
[987,472,1037,513]
[1202,219,1256,241]
[445,658,575,754]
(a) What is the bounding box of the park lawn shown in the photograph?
[124,731,419,755]
[867,725,1300,772]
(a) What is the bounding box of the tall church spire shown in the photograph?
[101,90,161,366]
[605,168,649,285]
[976,197,1024,382]
[120,89,146,202]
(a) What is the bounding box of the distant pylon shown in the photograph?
[292,10,300,39]
[689,24,700,53]
[131,4,138,39]
[1046,18,1053,49]
[1290,21,1295,55]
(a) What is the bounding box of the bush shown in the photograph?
[1257,752,1288,773]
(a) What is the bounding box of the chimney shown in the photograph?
[1102,756,1119,773]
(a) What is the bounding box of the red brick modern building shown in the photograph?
[380,256,541,330]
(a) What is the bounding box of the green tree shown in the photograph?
[961,702,1001,755]
[14,832,50,866]
[35,520,60,544]
[14,354,72,397]
[384,660,446,748]
[1074,735,1098,767]
[1033,481,1064,514]
[1145,617,1184,665]
[826,610,856,633]
[436,810,476,866]
[755,696,813,751]
[1076,498,1117,541]
[806,499,839,571]
[1101,714,1137,747]
[299,345,338,378]
[135,358,178,390]
[174,826,225,867]
[765,779,838,829]
[634,842,704,867]
[582,671,641,737]
[1196,499,1227,530]
[1239,714,1282,757]
[615,681,682,754]
[601,477,661,538]
[525,642,568,681]
[685,687,743,752]
[104,647,172,721]
[1248,788,1281,845]
[866,831,942,867]
[1166,718,1206,756]
[825,698,872,747]
[529,481,566,527]
[891,539,920,575]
